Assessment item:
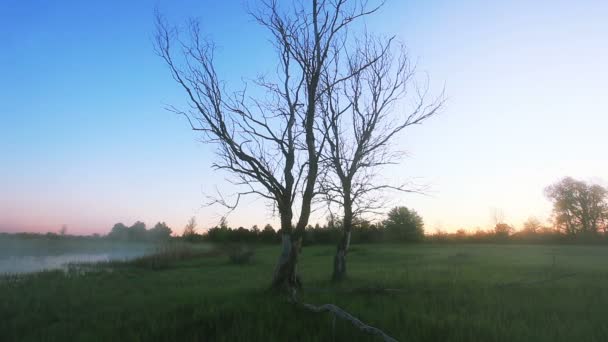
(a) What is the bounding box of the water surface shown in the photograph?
[0,237,155,274]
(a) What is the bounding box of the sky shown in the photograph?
[1,0,607,235]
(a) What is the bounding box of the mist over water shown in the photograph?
[0,235,156,275]
[2,254,111,274]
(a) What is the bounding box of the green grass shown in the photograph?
[2,244,608,341]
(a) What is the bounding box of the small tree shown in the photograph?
[182,216,198,241]
[149,222,173,240]
[129,221,147,241]
[260,224,277,244]
[522,217,543,234]
[108,222,129,240]
[59,224,68,236]
[494,223,513,239]
[491,207,506,226]
[383,206,424,242]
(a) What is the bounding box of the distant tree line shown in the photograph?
[7,176,608,248]
[430,177,608,244]
[192,206,425,245]
[428,220,608,244]
[42,177,602,246]
[107,221,172,241]
[190,177,608,246]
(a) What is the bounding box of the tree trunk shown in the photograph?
[333,198,352,281]
[332,231,351,281]
[271,234,302,297]
[271,206,302,297]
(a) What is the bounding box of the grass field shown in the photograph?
[1,243,608,341]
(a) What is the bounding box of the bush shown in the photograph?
[384,207,424,242]
[227,245,255,264]
[129,243,218,269]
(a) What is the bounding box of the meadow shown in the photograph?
[1,243,607,341]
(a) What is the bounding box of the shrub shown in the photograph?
[226,245,255,264]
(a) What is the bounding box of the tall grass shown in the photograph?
[2,244,608,341]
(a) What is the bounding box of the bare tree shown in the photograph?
[182,216,197,238]
[491,207,505,226]
[154,0,384,294]
[59,224,68,236]
[522,216,543,234]
[319,35,443,281]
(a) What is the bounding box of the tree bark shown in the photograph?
[333,197,352,281]
[271,234,303,296]
[332,231,351,281]
[271,205,302,296]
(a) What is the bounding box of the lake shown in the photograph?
[0,251,149,274]
[0,237,156,275]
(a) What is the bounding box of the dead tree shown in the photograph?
[320,36,443,281]
[154,0,384,294]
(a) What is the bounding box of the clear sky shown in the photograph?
[1,0,606,235]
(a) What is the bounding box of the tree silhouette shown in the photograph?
[59,224,68,236]
[522,217,543,234]
[149,222,173,240]
[155,0,388,294]
[319,33,442,281]
[129,221,147,241]
[108,223,129,240]
[545,177,608,235]
[182,217,198,241]
[494,223,513,239]
[383,206,424,242]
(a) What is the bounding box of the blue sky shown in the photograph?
[1,0,606,235]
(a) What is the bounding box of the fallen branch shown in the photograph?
[301,302,399,342]
[296,272,579,341]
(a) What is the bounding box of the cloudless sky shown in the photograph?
[1,0,606,235]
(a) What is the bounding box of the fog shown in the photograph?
[0,235,156,275]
